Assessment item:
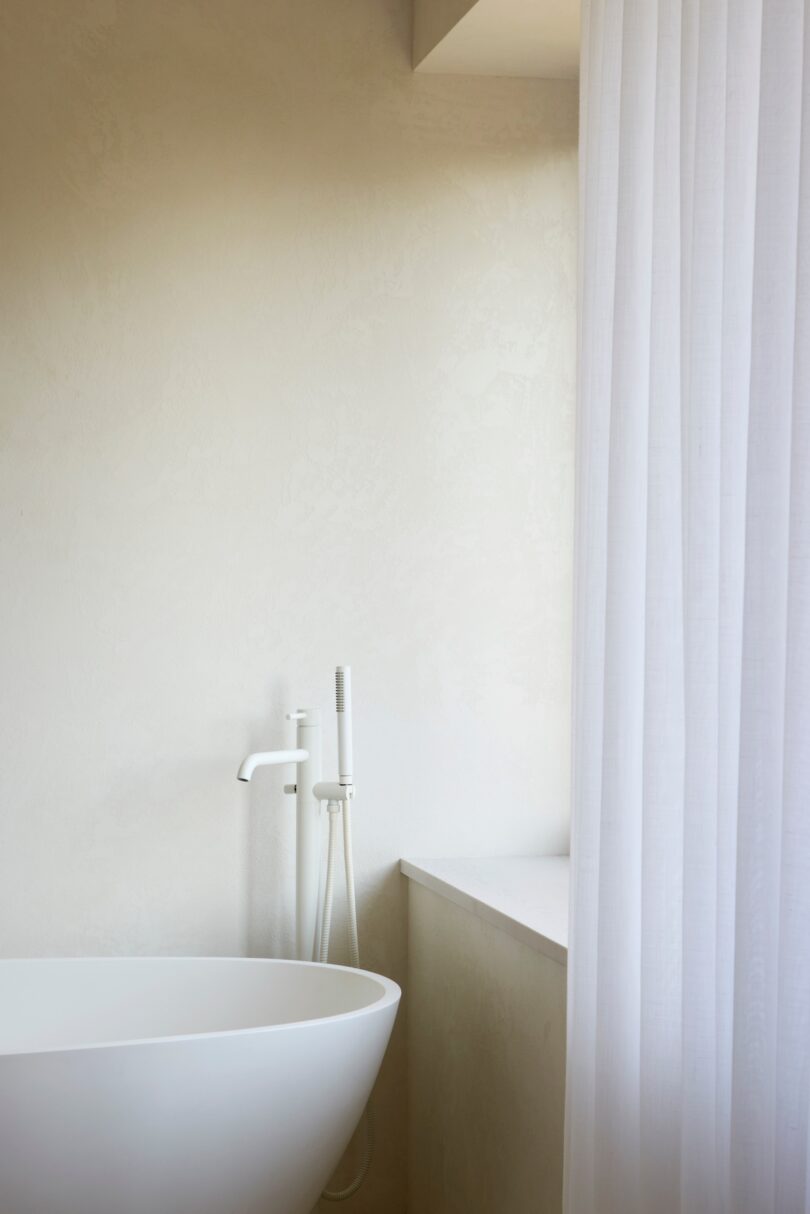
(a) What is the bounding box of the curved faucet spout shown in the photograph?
[237,749,309,782]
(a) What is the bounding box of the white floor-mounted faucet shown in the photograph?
[237,667,354,963]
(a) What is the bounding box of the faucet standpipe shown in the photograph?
[236,666,371,1202]
[236,667,356,961]
[236,707,322,961]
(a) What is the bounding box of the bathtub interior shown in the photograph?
[0,957,394,1056]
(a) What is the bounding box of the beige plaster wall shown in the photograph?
[0,3,577,1209]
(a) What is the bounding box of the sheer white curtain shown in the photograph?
[565,2,810,1212]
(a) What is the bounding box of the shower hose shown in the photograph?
[317,799,374,1203]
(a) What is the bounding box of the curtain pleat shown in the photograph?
[639,2,683,1210]
[565,2,810,1211]
[774,18,810,1211]
[732,5,805,1212]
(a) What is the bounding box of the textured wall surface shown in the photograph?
[0,2,577,1209]
[408,882,567,1213]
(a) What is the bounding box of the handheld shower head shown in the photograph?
[336,666,353,789]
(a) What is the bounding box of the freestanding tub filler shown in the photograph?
[0,956,400,1214]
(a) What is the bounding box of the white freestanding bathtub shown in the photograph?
[0,957,400,1214]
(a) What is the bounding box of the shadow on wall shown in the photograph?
[2,0,576,293]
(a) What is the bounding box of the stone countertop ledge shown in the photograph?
[400,855,569,966]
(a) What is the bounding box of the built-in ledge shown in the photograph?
[400,855,569,965]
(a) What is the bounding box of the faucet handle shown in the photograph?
[286,708,320,726]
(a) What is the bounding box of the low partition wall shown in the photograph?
[402,858,568,1214]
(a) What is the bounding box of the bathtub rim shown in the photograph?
[0,956,401,1058]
